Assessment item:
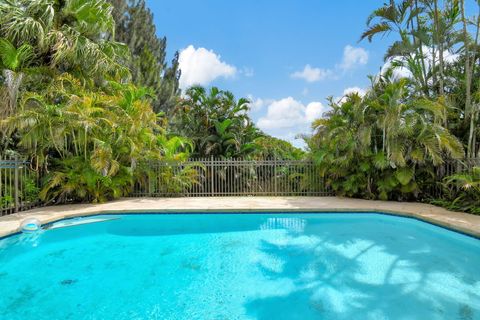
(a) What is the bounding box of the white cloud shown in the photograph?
[292,45,368,83]
[178,45,237,89]
[291,64,331,83]
[256,97,324,146]
[258,97,307,130]
[380,58,413,80]
[343,87,366,96]
[246,94,266,112]
[335,86,367,104]
[305,102,324,122]
[340,45,369,71]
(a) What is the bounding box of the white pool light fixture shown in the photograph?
[20,218,42,233]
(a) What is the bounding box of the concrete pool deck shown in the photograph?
[0,197,480,238]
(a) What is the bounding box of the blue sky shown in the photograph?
[146,0,394,146]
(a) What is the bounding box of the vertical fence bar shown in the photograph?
[210,156,214,196]
[0,155,3,214]
[0,156,42,215]
[274,159,277,196]
[14,156,19,212]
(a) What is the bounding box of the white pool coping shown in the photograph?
[1,197,480,239]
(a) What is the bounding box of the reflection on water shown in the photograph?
[0,229,44,250]
[260,217,306,233]
[0,213,479,320]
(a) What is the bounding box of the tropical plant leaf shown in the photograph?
[395,167,414,186]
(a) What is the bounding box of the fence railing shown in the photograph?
[131,158,333,197]
[0,155,478,215]
[0,156,41,216]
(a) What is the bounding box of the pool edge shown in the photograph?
[1,207,479,241]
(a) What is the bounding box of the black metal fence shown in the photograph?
[1,155,478,215]
[0,155,41,216]
[131,158,333,197]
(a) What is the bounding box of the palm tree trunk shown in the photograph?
[383,126,386,153]
[2,70,23,118]
[49,123,63,158]
[473,125,477,158]
[414,0,429,95]
[433,0,445,97]
[71,130,79,156]
[84,129,88,160]
[460,0,474,158]
[468,115,476,158]
[469,4,480,158]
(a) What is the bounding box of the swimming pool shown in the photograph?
[0,213,479,320]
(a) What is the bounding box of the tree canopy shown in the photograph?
[107,0,180,114]
[0,0,478,212]
[306,0,479,211]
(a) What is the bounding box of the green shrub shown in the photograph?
[432,167,480,214]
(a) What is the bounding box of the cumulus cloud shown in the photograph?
[291,64,331,83]
[291,45,368,83]
[258,97,308,130]
[343,87,366,96]
[335,86,367,104]
[339,45,369,71]
[246,94,267,112]
[305,102,324,122]
[380,58,413,80]
[178,45,237,89]
[256,97,324,146]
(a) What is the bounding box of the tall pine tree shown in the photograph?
[108,0,180,113]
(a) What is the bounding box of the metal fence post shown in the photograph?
[210,156,214,196]
[14,156,19,212]
[274,158,277,196]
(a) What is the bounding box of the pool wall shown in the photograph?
[1,197,479,239]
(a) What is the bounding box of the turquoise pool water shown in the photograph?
[0,213,479,320]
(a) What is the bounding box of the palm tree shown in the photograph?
[425,0,462,96]
[309,78,463,200]
[361,0,430,95]
[372,79,463,166]
[460,0,480,159]
[310,92,377,196]
[442,166,480,214]
[172,86,261,158]
[1,74,170,202]
[0,0,129,79]
[0,38,35,117]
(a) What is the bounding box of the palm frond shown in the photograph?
[360,23,391,42]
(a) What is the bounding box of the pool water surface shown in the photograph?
[0,213,479,320]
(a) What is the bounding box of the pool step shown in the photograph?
[45,217,120,230]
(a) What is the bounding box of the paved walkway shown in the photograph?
[1,197,480,238]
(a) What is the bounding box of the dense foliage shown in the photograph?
[0,0,188,203]
[0,0,300,204]
[434,166,480,213]
[307,0,479,212]
[252,136,305,160]
[3,75,169,203]
[108,0,180,114]
[170,86,262,158]
[0,0,477,213]
[308,80,463,200]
